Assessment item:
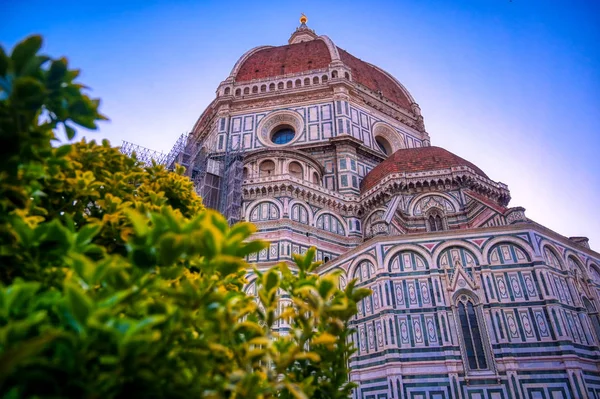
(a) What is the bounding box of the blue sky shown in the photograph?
[3,0,600,248]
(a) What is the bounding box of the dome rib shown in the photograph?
[337,48,412,110]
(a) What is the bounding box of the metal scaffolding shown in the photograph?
[119,141,169,167]
[120,130,245,224]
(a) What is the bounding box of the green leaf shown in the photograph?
[64,282,93,330]
[47,58,68,87]
[65,124,76,140]
[284,382,308,399]
[0,332,60,385]
[75,223,102,247]
[11,77,45,110]
[236,240,267,258]
[158,233,184,265]
[4,281,41,312]
[0,46,9,76]
[126,209,149,236]
[97,286,139,309]
[123,315,167,341]
[263,269,280,293]
[10,35,43,74]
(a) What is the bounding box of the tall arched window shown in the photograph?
[426,209,446,232]
[312,172,320,185]
[291,203,309,224]
[543,246,564,270]
[316,213,346,236]
[249,202,280,221]
[456,294,491,372]
[583,297,600,346]
[428,214,444,231]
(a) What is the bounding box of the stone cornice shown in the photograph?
[316,221,600,276]
[360,167,511,210]
[243,174,360,214]
[242,166,511,219]
[252,219,363,247]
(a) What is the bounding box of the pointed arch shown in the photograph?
[408,192,460,216]
[287,199,314,225]
[432,240,484,268]
[383,244,432,272]
[347,252,379,280]
[482,236,534,263]
[245,198,283,222]
[453,290,495,373]
[541,244,564,271]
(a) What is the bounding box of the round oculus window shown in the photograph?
[272,127,295,145]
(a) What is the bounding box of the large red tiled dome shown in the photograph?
[236,40,332,82]
[232,37,413,111]
[361,146,489,192]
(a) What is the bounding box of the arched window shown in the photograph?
[291,203,309,224]
[322,75,328,83]
[488,242,530,265]
[224,87,231,95]
[543,246,564,270]
[426,208,446,232]
[259,160,275,177]
[590,265,600,285]
[313,76,319,84]
[243,87,250,95]
[331,70,338,78]
[344,72,350,79]
[286,81,293,89]
[252,86,258,94]
[269,83,276,91]
[242,167,249,179]
[304,77,310,86]
[375,136,392,156]
[439,246,478,280]
[568,256,586,278]
[456,294,491,371]
[295,79,301,87]
[316,213,346,236]
[288,162,303,179]
[428,214,444,232]
[312,172,320,185]
[235,88,241,96]
[249,202,280,221]
[277,82,284,90]
[260,84,267,93]
[583,297,600,345]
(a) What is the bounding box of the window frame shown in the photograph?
[454,292,495,376]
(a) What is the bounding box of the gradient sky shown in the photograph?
[3,0,599,248]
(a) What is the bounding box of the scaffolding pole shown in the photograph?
[120,129,246,225]
[218,136,244,225]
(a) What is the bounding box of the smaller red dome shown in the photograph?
[361,146,489,192]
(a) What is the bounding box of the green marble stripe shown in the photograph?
[527,307,542,341]
[492,339,600,351]
[494,350,599,360]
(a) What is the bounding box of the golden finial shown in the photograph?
[300,13,308,24]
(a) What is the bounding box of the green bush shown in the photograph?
[0,35,370,398]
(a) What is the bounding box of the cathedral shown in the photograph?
[124,16,600,399]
